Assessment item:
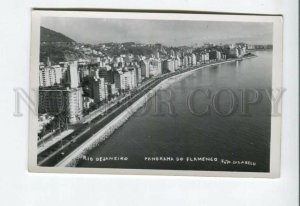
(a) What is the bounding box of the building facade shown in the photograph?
[67,61,80,88]
[91,77,108,103]
[140,59,150,78]
[39,87,83,124]
[162,59,176,73]
[39,65,64,87]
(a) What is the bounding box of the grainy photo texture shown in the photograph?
[28,11,283,177]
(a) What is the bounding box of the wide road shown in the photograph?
[37,69,191,166]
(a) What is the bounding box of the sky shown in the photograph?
[41,17,273,46]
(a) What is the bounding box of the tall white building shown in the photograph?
[128,67,137,89]
[39,65,64,87]
[114,68,137,91]
[201,53,210,63]
[191,53,197,65]
[67,87,83,123]
[149,59,162,77]
[162,59,176,73]
[216,51,222,60]
[68,61,80,88]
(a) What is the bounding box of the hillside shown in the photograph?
[40,26,75,43]
[39,27,83,64]
[40,44,84,64]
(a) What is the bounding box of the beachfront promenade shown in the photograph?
[37,57,254,167]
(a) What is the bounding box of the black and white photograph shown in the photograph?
[28,11,283,177]
[1,0,299,205]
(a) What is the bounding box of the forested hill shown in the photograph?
[39,27,83,64]
[40,26,75,43]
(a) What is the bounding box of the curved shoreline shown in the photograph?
[56,57,255,167]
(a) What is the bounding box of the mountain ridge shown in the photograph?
[40,26,75,43]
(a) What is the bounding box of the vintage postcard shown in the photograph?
[28,10,283,177]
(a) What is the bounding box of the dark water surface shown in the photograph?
[77,51,272,172]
